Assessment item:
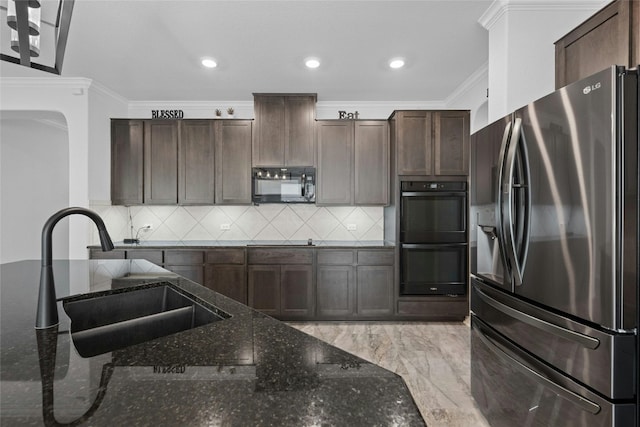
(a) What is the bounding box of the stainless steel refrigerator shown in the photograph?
[470,65,638,427]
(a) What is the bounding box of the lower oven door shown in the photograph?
[400,243,467,296]
[471,316,636,427]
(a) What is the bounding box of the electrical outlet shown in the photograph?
[220,224,231,230]
[346,224,357,231]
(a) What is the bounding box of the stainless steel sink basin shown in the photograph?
[62,283,230,357]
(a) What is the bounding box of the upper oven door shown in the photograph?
[400,182,467,243]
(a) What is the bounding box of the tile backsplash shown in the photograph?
[90,202,384,244]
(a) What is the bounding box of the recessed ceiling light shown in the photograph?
[201,58,217,68]
[305,58,320,69]
[389,59,405,69]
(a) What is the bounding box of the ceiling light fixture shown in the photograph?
[2,0,74,74]
[201,58,217,68]
[305,58,320,69]
[389,58,405,69]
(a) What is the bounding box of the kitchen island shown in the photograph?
[0,259,424,426]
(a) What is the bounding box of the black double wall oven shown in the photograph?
[399,181,468,296]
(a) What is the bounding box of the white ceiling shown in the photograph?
[1,0,493,102]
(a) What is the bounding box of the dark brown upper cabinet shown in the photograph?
[144,121,179,204]
[111,119,144,205]
[555,0,639,89]
[434,111,470,176]
[316,120,353,205]
[111,119,220,205]
[354,121,389,205]
[391,110,469,177]
[252,94,316,166]
[316,120,389,205]
[179,120,215,205]
[215,120,252,205]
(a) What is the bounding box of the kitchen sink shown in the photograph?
[62,283,230,357]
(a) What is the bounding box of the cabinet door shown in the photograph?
[280,265,314,318]
[205,264,247,304]
[215,120,252,204]
[165,265,204,284]
[253,96,285,166]
[357,265,394,317]
[434,111,469,176]
[144,121,178,204]
[111,120,144,205]
[396,111,432,175]
[555,0,637,88]
[317,265,355,318]
[248,265,281,316]
[316,120,353,205]
[179,120,215,204]
[285,96,316,166]
[354,121,389,205]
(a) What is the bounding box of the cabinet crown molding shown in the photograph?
[479,0,608,30]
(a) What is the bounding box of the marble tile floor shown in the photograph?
[288,319,490,427]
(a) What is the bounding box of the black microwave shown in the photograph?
[252,167,316,204]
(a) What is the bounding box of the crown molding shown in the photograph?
[444,61,488,108]
[479,0,607,29]
[0,76,93,89]
[316,100,444,109]
[127,100,254,109]
[88,80,129,105]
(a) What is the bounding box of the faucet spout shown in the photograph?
[36,207,114,329]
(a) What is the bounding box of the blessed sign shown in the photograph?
[151,110,184,119]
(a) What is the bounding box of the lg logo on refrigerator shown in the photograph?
[583,82,602,94]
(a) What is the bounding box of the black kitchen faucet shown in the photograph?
[36,207,114,329]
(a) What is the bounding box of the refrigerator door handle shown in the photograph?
[475,288,600,349]
[502,118,530,286]
[496,120,512,286]
[473,320,601,415]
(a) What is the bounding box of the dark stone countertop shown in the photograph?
[89,240,396,249]
[0,259,424,426]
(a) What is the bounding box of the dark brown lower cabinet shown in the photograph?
[316,265,355,318]
[316,249,394,320]
[203,249,247,304]
[205,265,247,304]
[89,249,125,259]
[396,298,468,319]
[165,264,204,284]
[248,265,281,317]
[357,265,394,317]
[247,248,314,319]
[125,249,163,265]
[248,264,314,319]
[164,250,205,284]
[280,265,314,318]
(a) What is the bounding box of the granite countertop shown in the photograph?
[0,259,423,426]
[90,240,396,249]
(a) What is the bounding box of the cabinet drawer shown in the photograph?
[248,248,313,264]
[397,299,468,317]
[317,250,355,265]
[165,250,204,265]
[206,249,245,264]
[90,249,125,259]
[125,249,163,265]
[357,250,394,265]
